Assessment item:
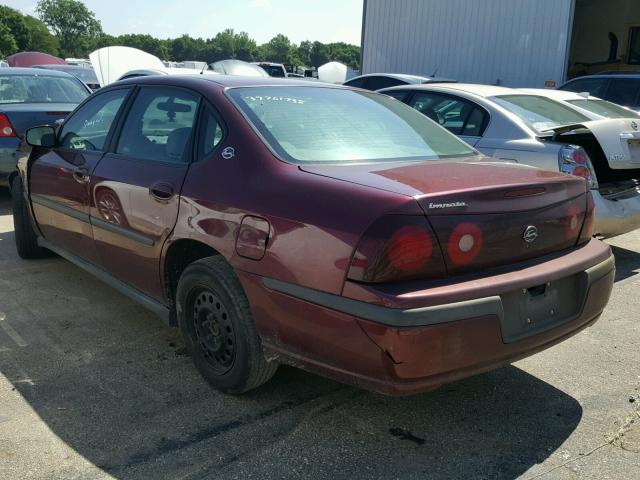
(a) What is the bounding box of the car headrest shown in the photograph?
[165,127,191,162]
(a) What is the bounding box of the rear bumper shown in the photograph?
[245,239,614,395]
[593,188,640,238]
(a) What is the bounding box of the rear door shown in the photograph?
[29,87,131,264]
[89,85,200,300]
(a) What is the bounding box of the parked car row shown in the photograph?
[11,75,615,396]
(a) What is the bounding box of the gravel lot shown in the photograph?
[0,188,638,480]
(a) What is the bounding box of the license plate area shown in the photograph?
[624,137,640,164]
[500,273,584,343]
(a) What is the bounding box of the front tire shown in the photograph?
[11,176,50,259]
[176,256,278,394]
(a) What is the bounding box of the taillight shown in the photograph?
[578,191,596,244]
[0,113,16,137]
[347,216,446,283]
[447,222,483,265]
[559,145,598,189]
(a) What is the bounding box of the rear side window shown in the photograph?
[197,106,224,160]
[605,79,640,107]
[628,27,640,65]
[560,78,609,98]
[116,87,199,163]
[59,88,130,152]
[408,92,488,136]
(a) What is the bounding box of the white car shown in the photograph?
[378,83,640,238]
[519,88,640,120]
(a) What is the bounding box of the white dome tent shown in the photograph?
[317,61,356,84]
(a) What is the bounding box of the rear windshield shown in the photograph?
[493,94,590,132]
[0,74,89,104]
[566,98,640,119]
[228,86,477,164]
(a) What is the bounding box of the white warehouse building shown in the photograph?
[360,0,640,87]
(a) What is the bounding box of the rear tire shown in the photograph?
[11,176,50,259]
[176,256,278,394]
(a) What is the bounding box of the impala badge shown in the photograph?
[222,147,235,159]
[632,121,638,131]
[523,225,539,243]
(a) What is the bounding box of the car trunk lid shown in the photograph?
[545,118,640,170]
[0,103,75,137]
[301,159,589,275]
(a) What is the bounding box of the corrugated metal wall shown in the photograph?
[362,0,575,87]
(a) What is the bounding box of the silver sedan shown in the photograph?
[379,83,640,238]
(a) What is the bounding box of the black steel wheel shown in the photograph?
[189,289,236,374]
[176,256,278,394]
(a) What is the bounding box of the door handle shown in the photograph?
[73,167,90,184]
[149,182,175,202]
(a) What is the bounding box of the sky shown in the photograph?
[5,0,364,45]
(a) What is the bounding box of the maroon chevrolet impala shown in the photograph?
[14,75,614,395]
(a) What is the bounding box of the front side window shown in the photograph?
[228,86,477,164]
[116,87,199,163]
[0,74,89,104]
[59,88,130,152]
[492,95,589,132]
[567,99,640,119]
[408,92,488,136]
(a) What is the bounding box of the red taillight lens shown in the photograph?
[387,225,433,272]
[578,192,596,243]
[0,113,16,137]
[447,222,483,265]
[346,216,446,283]
[559,145,598,189]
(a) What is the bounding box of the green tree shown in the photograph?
[261,34,292,63]
[297,40,312,66]
[23,15,59,55]
[36,0,102,57]
[0,23,17,58]
[233,32,257,61]
[117,34,168,59]
[309,41,328,67]
[0,6,30,52]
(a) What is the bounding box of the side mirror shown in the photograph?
[26,126,56,148]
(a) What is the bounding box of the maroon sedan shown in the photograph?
[15,76,614,395]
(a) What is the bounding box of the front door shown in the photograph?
[30,87,132,265]
[89,86,200,300]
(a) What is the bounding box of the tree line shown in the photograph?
[0,0,360,69]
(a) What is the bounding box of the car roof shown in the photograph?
[113,74,339,89]
[0,67,75,77]
[380,82,516,97]
[349,73,454,83]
